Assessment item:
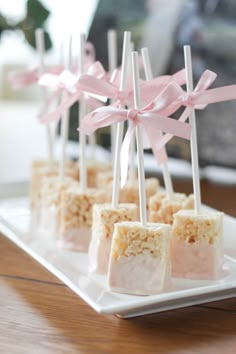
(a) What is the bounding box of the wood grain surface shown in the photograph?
[0,178,236,354]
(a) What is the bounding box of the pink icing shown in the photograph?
[39,207,58,236]
[58,227,91,252]
[88,237,111,274]
[108,254,170,295]
[171,238,223,280]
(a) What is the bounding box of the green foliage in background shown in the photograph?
[0,0,52,50]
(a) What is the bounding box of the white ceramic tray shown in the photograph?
[0,195,236,318]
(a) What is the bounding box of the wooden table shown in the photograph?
[0,179,236,354]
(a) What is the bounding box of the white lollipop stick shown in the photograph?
[128,41,136,181]
[59,36,72,182]
[132,51,147,226]
[184,45,201,214]
[35,29,53,169]
[108,29,118,167]
[112,31,131,208]
[88,133,96,160]
[141,47,174,198]
[79,33,87,192]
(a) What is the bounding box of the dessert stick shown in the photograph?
[35,29,53,169]
[112,31,131,208]
[128,41,136,182]
[108,29,118,165]
[59,35,72,182]
[184,45,201,213]
[132,51,147,225]
[78,33,87,192]
[141,47,173,198]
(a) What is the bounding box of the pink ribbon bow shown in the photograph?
[78,68,187,107]
[79,82,192,186]
[156,69,236,149]
[8,41,96,90]
[40,68,187,125]
[39,61,107,123]
[8,66,63,90]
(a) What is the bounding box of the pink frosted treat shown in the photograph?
[149,192,194,224]
[58,187,106,252]
[171,210,224,280]
[108,222,171,295]
[89,203,138,274]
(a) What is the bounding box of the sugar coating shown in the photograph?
[108,221,171,295]
[119,178,159,208]
[149,192,194,224]
[86,160,111,188]
[89,203,138,273]
[111,221,170,260]
[171,210,224,280]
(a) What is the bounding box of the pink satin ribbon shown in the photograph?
[8,66,63,90]
[39,61,106,122]
[79,82,192,186]
[155,69,236,149]
[8,41,96,90]
[40,68,186,124]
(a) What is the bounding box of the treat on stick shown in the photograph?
[87,32,137,273]
[170,46,224,279]
[108,51,171,295]
[58,34,109,251]
[35,29,54,169]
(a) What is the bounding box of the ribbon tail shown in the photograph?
[154,107,192,150]
[40,91,80,124]
[120,123,136,188]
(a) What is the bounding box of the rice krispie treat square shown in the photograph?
[86,160,111,188]
[108,221,171,295]
[119,178,159,209]
[39,176,79,234]
[58,187,107,252]
[149,192,194,224]
[30,160,79,209]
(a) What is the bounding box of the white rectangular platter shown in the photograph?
[0,195,236,318]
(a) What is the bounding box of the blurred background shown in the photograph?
[1,0,236,185]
